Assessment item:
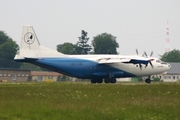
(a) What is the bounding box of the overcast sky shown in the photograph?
[0,0,180,57]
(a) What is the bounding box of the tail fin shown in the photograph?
[21,25,40,50]
[14,25,65,60]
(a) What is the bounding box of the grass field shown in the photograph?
[0,82,180,120]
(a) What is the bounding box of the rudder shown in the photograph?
[21,25,40,50]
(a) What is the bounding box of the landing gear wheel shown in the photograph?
[91,79,96,83]
[110,78,117,83]
[104,78,110,83]
[145,78,151,84]
[97,79,103,83]
[91,79,103,84]
[104,78,116,83]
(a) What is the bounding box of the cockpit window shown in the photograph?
[156,59,168,64]
[157,59,168,65]
[156,60,161,63]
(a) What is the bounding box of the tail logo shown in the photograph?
[24,32,35,44]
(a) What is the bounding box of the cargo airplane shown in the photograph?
[14,26,171,83]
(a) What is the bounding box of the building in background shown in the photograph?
[31,71,62,82]
[0,69,30,82]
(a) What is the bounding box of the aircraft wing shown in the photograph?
[97,58,131,64]
[97,57,150,65]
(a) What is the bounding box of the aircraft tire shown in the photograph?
[110,78,116,83]
[145,78,151,84]
[91,79,96,83]
[97,79,103,83]
[104,78,110,83]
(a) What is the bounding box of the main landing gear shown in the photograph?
[145,76,151,84]
[91,78,117,84]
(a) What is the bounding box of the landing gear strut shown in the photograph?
[145,76,151,84]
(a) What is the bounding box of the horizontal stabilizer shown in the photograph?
[24,57,40,60]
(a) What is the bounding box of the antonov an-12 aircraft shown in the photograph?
[14,26,171,83]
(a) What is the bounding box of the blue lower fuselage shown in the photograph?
[17,57,136,79]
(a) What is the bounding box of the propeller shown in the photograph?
[144,51,154,68]
[135,49,154,69]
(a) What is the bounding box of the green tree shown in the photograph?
[57,42,76,54]
[75,30,92,54]
[92,33,119,54]
[160,49,180,62]
[0,31,21,68]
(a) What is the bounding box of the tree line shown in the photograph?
[57,30,119,54]
[0,30,180,70]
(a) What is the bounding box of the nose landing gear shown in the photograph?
[145,76,151,83]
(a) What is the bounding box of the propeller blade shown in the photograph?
[150,51,153,57]
[149,61,153,68]
[144,52,148,57]
[139,63,142,70]
[136,49,138,55]
[145,60,154,68]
